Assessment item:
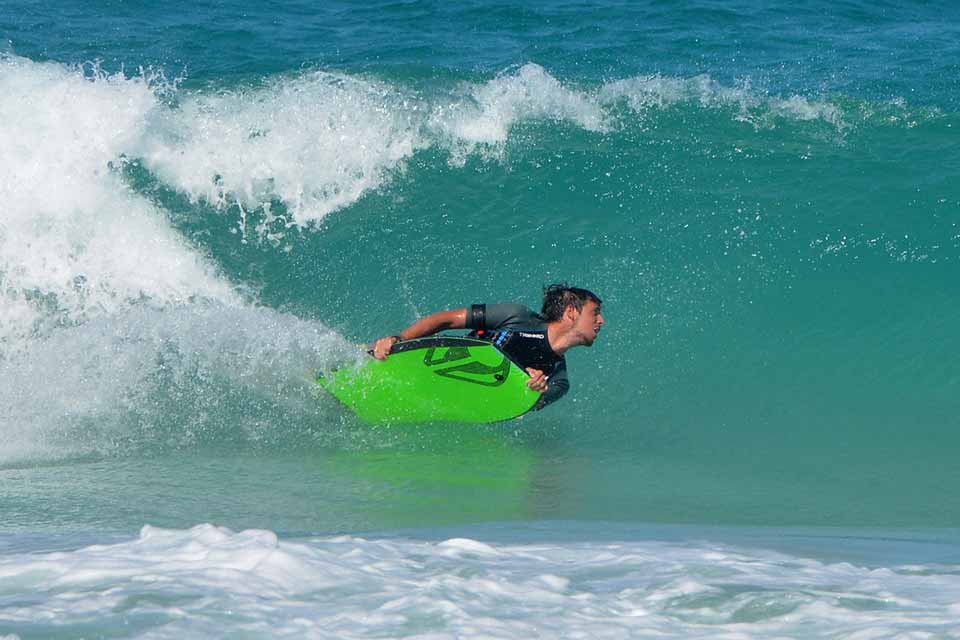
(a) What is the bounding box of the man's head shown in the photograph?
[541,284,604,347]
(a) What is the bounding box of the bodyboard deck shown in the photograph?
[316,337,539,424]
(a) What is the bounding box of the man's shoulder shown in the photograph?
[484,303,544,329]
[487,302,535,316]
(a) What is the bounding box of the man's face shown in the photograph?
[569,300,604,346]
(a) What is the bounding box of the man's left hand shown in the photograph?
[372,336,399,360]
[525,368,548,393]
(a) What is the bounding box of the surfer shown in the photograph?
[373,284,604,409]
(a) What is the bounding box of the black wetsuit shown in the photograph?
[465,303,570,409]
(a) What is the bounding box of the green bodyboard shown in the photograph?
[316,337,540,424]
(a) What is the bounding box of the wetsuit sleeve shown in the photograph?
[466,303,534,331]
[535,359,569,410]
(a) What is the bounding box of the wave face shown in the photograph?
[2,0,960,538]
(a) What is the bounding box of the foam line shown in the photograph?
[1,524,958,638]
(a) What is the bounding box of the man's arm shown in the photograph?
[372,309,468,359]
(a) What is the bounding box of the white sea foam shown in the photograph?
[430,63,608,162]
[0,56,379,466]
[0,304,360,465]
[599,74,847,129]
[0,56,237,349]
[139,63,610,221]
[1,525,958,638]
[138,71,424,227]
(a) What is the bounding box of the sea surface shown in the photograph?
[2,1,960,637]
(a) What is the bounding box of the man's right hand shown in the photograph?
[525,368,549,393]
[372,336,400,360]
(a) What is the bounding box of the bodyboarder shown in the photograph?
[372,284,604,410]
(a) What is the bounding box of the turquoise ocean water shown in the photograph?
[2,1,960,637]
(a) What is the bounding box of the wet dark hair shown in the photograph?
[541,284,602,322]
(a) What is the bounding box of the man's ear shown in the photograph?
[563,304,579,322]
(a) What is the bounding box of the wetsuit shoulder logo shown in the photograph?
[423,347,509,387]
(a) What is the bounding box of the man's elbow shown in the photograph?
[433,308,467,331]
[535,382,570,410]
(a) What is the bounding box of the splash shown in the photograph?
[599,73,847,129]
[0,305,358,466]
[0,56,237,350]
[138,71,424,227]
[430,63,609,163]
[137,63,611,224]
